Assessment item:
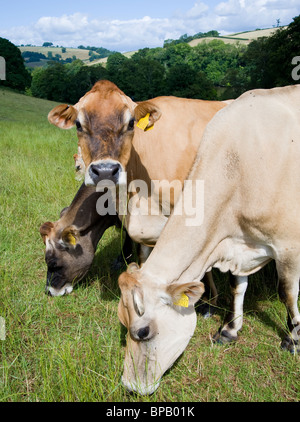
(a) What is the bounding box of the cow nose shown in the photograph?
[89,162,121,184]
[137,326,150,340]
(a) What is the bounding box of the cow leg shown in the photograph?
[111,230,134,270]
[277,267,300,354]
[213,274,248,344]
[122,230,134,263]
[196,272,218,318]
[138,244,153,267]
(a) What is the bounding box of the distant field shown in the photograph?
[188,26,286,47]
[188,36,249,47]
[0,87,299,402]
[19,46,91,62]
[18,26,286,68]
[229,27,286,39]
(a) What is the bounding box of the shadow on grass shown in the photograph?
[74,228,138,300]
[205,262,288,343]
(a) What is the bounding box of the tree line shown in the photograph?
[1,15,299,102]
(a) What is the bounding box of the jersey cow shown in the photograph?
[48,81,228,306]
[118,85,300,395]
[48,80,228,249]
[40,183,133,296]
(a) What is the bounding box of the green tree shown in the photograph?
[244,15,300,89]
[31,62,67,101]
[165,64,216,99]
[106,53,130,89]
[0,37,31,91]
[129,56,166,100]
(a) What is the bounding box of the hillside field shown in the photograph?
[0,88,299,402]
[18,26,286,68]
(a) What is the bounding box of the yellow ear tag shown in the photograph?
[137,113,153,131]
[174,293,189,308]
[69,234,77,246]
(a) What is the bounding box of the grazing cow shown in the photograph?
[40,183,133,297]
[118,85,300,395]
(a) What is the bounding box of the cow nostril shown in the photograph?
[90,165,100,177]
[137,326,150,340]
[111,164,120,177]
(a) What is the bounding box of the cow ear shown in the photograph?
[134,101,162,131]
[127,262,140,274]
[39,221,54,244]
[132,285,145,317]
[48,104,78,129]
[118,269,139,290]
[167,281,205,307]
[118,270,144,316]
[60,226,80,248]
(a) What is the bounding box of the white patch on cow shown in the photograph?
[46,283,73,297]
[123,108,133,125]
[84,170,95,187]
[45,238,54,252]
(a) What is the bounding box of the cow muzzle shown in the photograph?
[86,160,122,186]
[46,283,73,297]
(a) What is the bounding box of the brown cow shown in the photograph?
[47,81,229,312]
[40,183,133,296]
[48,80,228,257]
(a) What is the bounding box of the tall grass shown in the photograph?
[0,88,299,402]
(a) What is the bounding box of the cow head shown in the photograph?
[48,80,162,187]
[118,263,204,395]
[39,184,116,296]
[40,220,96,296]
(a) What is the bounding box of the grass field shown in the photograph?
[0,88,299,402]
[19,46,92,62]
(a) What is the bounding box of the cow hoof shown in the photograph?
[196,302,216,319]
[213,329,237,345]
[281,336,299,354]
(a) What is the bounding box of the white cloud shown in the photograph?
[186,2,209,18]
[35,13,89,35]
[0,1,299,51]
[213,0,299,31]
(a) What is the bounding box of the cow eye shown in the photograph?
[75,120,82,132]
[128,118,135,131]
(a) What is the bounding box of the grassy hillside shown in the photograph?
[0,88,299,402]
[19,46,92,63]
[19,26,285,68]
[188,26,286,47]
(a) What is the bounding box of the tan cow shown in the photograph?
[118,85,300,395]
[47,81,227,248]
[48,80,228,308]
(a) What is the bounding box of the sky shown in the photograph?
[0,0,299,52]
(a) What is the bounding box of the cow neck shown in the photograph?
[140,148,237,287]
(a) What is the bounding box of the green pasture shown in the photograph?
[0,88,299,402]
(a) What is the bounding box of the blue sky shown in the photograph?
[0,0,299,51]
